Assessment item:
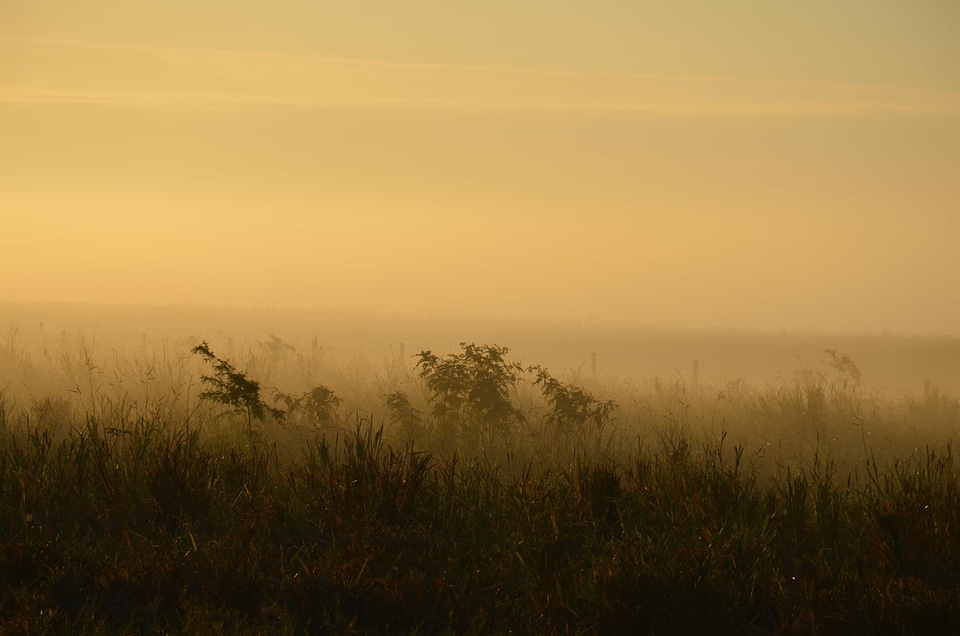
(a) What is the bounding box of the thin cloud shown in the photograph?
[3,35,959,116]
[3,87,957,117]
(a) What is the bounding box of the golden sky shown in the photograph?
[2,1,959,333]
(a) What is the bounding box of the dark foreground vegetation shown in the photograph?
[1,337,959,634]
[3,422,960,633]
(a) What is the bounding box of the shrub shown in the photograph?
[415,343,524,445]
[531,365,616,448]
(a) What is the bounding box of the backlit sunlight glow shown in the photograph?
[2,1,958,334]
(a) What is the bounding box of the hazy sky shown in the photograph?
[2,1,959,334]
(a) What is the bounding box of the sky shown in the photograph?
[2,1,959,334]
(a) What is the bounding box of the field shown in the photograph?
[1,304,959,634]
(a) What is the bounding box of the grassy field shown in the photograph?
[3,301,959,394]
[1,323,959,634]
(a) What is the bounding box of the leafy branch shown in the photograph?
[530,365,616,445]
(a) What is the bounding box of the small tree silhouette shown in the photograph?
[823,348,862,386]
[191,341,283,443]
[415,342,524,443]
[259,334,296,359]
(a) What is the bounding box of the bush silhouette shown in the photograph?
[415,342,524,443]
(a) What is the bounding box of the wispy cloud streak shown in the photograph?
[2,36,959,115]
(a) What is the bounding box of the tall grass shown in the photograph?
[1,334,959,633]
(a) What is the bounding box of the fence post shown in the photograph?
[692,360,699,392]
[924,378,931,400]
[399,342,406,365]
[591,352,597,383]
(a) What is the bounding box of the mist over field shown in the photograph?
[1,301,959,398]
[3,298,960,632]
[3,2,960,632]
